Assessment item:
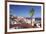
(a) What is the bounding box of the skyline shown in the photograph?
[10,5,41,18]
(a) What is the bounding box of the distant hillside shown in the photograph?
[35,18,41,21]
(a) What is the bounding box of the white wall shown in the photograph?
[0,0,46,34]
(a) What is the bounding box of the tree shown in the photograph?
[29,8,35,25]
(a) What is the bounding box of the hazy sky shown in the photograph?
[10,5,41,18]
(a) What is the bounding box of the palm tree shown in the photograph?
[29,8,35,25]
